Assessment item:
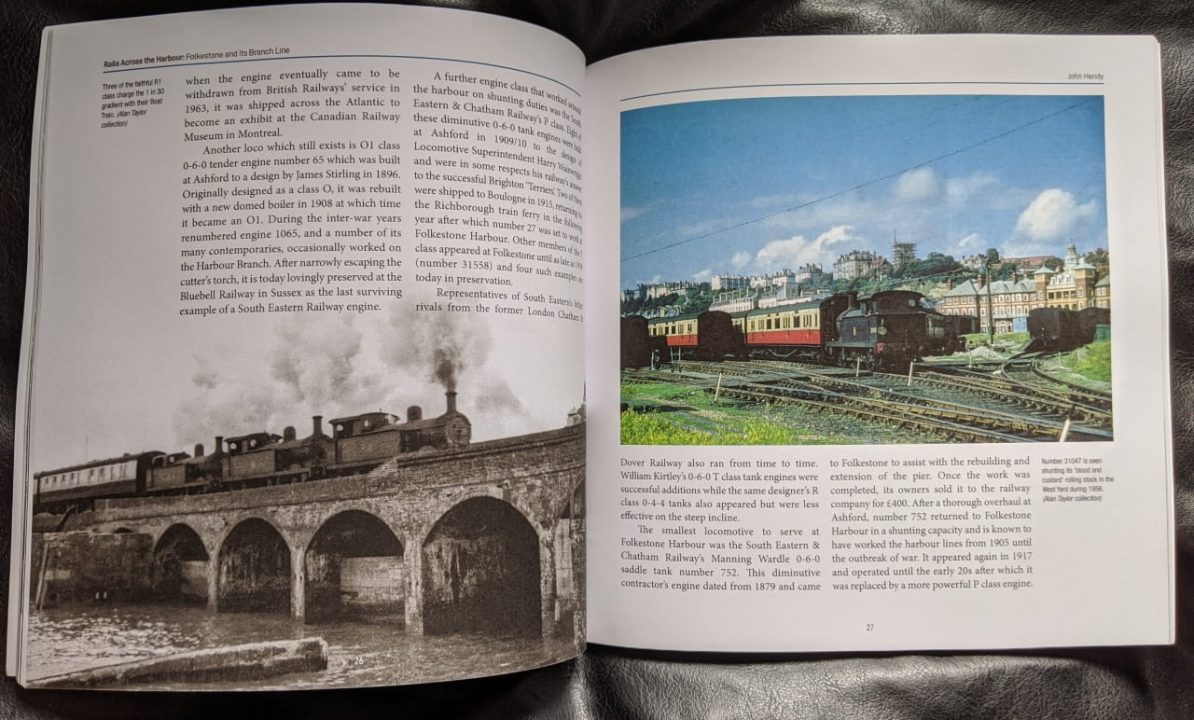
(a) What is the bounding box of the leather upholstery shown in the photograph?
[2,1,1192,717]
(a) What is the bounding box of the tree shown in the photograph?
[1084,247,1110,274]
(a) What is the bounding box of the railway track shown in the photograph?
[906,366,1111,426]
[1011,356,1112,409]
[709,381,1026,443]
[624,360,1111,442]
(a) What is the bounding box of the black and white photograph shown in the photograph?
[20,303,585,689]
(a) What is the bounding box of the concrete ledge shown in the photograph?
[31,637,328,688]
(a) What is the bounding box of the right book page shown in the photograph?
[583,35,1172,652]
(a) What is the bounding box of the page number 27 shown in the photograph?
[865,623,874,632]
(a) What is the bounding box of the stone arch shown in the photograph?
[152,523,210,604]
[420,496,542,637]
[552,478,585,638]
[304,509,405,624]
[216,517,291,614]
[415,486,549,545]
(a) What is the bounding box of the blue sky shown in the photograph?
[620,95,1107,288]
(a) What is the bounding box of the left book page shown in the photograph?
[9,3,586,690]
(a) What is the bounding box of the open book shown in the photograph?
[7,3,1172,689]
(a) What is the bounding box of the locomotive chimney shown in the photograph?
[283,426,296,441]
[214,436,224,454]
[194,443,205,458]
[407,405,423,422]
[446,390,458,414]
[312,415,324,437]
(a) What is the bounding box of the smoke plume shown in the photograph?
[172,303,528,450]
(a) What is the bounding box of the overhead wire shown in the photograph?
[621,96,1098,262]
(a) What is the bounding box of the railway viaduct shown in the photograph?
[37,422,584,640]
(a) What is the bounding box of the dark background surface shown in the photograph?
[2,1,1192,717]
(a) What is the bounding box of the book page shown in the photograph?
[584,35,1171,652]
[9,4,585,688]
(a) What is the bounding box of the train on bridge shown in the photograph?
[32,391,472,515]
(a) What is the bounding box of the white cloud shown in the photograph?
[621,205,650,223]
[944,173,999,205]
[1013,189,1097,242]
[760,191,869,232]
[894,167,941,202]
[692,268,712,282]
[731,251,752,269]
[755,225,857,271]
[956,233,983,252]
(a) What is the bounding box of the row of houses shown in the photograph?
[625,242,1109,335]
[937,244,1109,334]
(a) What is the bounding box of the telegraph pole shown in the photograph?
[983,258,995,344]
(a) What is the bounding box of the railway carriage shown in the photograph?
[695,311,747,360]
[620,315,653,368]
[1077,307,1110,344]
[1028,306,1111,352]
[645,313,700,358]
[34,451,164,513]
[740,294,851,362]
[31,391,475,514]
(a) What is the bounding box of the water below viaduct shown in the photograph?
[35,423,584,640]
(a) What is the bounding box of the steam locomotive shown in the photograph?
[624,290,964,371]
[32,391,472,514]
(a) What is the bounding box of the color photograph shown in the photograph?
[619,95,1112,445]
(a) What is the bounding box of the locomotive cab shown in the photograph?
[330,412,399,439]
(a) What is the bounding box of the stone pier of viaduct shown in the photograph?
[41,423,585,640]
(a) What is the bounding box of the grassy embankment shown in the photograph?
[620,382,856,445]
[960,331,1030,351]
[1057,340,1111,383]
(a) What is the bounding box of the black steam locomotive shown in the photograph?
[32,391,472,514]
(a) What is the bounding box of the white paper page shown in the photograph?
[10,4,586,688]
[584,35,1171,652]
